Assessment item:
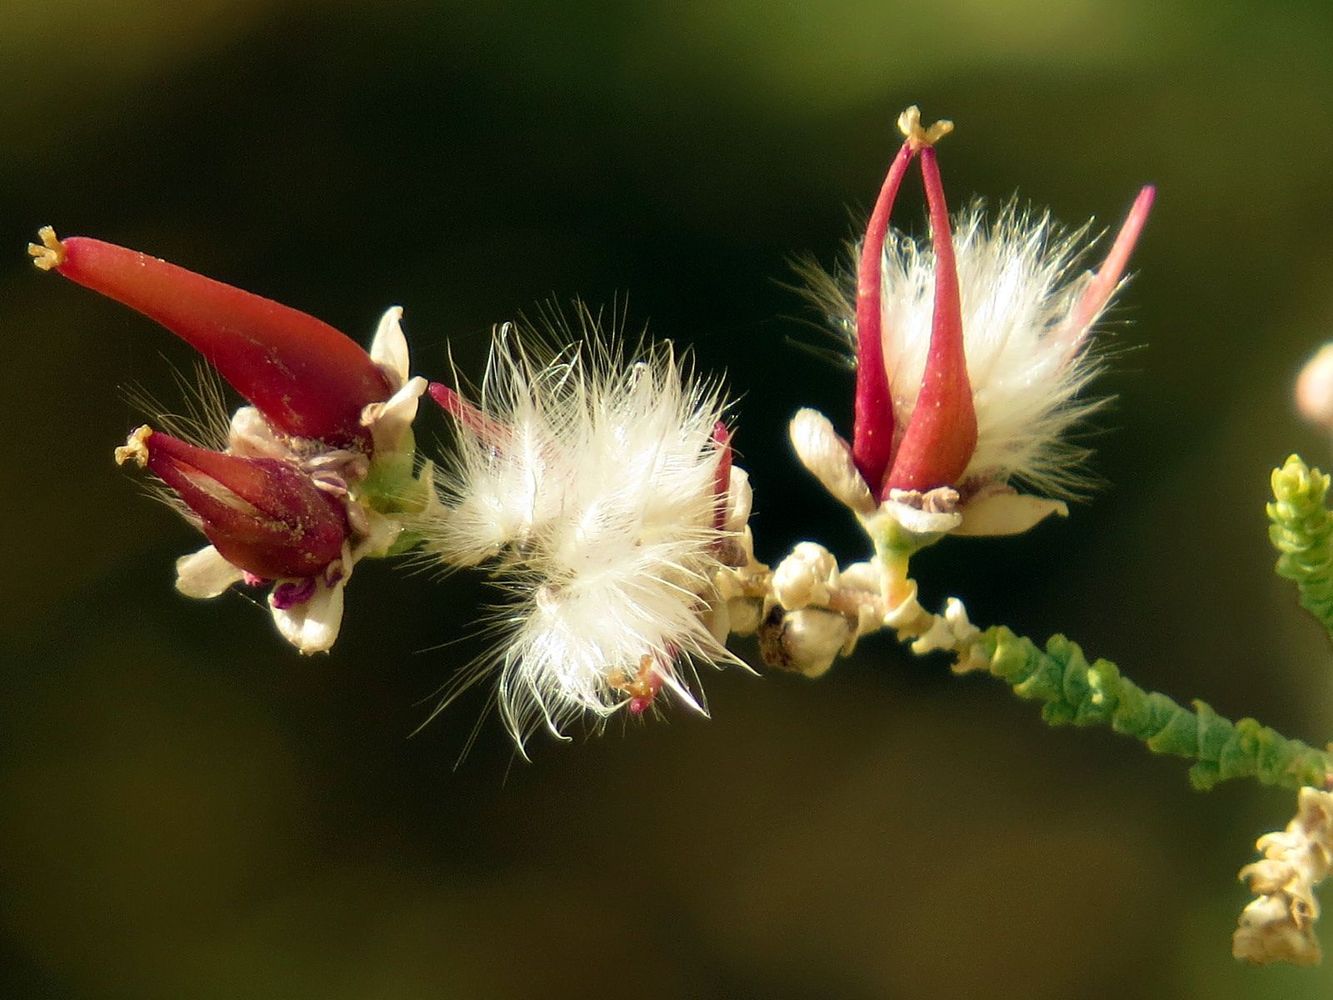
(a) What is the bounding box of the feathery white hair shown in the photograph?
[422,320,739,747]
[808,200,1120,498]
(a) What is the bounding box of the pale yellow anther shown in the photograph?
[115,425,153,468]
[27,226,66,271]
[897,105,954,151]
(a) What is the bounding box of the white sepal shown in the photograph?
[227,406,290,460]
[789,408,876,514]
[954,489,1068,537]
[270,574,347,655]
[368,306,410,390]
[867,496,963,537]
[175,545,245,599]
[362,375,427,458]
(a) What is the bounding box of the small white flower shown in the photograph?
[419,322,749,748]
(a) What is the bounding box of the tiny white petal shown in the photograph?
[953,490,1068,537]
[227,406,290,460]
[368,306,410,389]
[910,614,959,655]
[725,597,762,637]
[362,375,427,457]
[868,497,963,537]
[789,408,876,514]
[353,508,405,560]
[175,545,245,599]
[772,541,837,611]
[723,466,753,533]
[764,607,849,679]
[270,576,346,655]
[838,561,881,594]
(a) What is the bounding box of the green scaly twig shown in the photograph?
[1268,454,1333,642]
[964,626,1332,791]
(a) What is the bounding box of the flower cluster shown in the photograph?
[50,101,1333,973]
[795,107,1153,544]
[30,227,428,653]
[31,105,1151,751]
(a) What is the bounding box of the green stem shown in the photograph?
[1268,454,1333,642]
[969,626,1333,792]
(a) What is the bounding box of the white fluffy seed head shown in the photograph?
[806,200,1123,499]
[419,322,742,748]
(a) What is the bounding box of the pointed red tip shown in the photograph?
[134,430,347,579]
[428,381,505,442]
[1060,185,1156,354]
[711,421,733,531]
[852,140,916,492]
[883,145,977,494]
[52,236,390,446]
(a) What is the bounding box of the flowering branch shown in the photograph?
[36,103,1333,967]
[749,535,1333,793]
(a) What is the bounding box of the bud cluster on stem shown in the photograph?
[32,226,428,653]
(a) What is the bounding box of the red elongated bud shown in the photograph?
[883,144,977,494]
[711,420,733,532]
[428,381,506,443]
[852,138,916,490]
[1057,185,1156,357]
[116,426,348,580]
[31,228,390,446]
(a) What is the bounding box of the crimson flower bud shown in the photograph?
[30,227,390,446]
[116,426,348,581]
[881,141,977,493]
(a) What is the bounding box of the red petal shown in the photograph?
[711,420,733,532]
[428,382,506,443]
[1057,185,1156,357]
[852,140,915,491]
[883,146,977,494]
[54,236,389,445]
[139,430,348,579]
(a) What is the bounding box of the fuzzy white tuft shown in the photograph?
[421,323,743,748]
[811,201,1123,499]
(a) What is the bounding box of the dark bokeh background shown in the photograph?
[6,1,1333,996]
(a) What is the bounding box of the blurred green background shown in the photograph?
[6,1,1333,996]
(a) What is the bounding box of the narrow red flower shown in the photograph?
[711,420,733,532]
[30,227,390,446]
[882,141,977,493]
[795,107,1154,539]
[852,137,916,489]
[852,107,974,499]
[116,426,348,580]
[427,381,506,443]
